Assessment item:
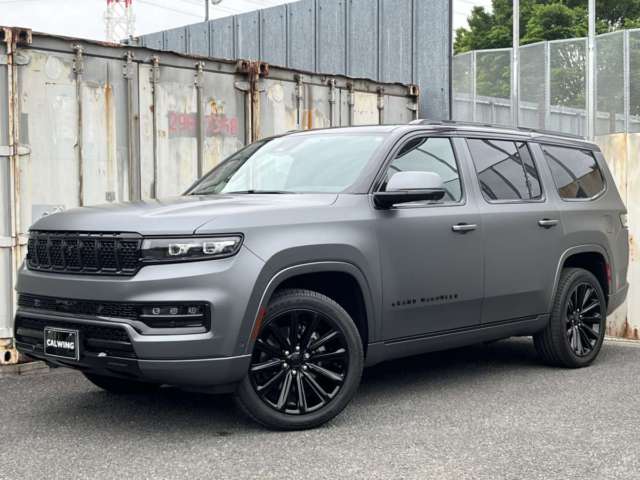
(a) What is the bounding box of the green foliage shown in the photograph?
[454,0,640,117]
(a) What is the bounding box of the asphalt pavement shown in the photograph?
[1,338,639,480]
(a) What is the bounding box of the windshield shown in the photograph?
[188,133,387,195]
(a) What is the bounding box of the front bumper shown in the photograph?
[15,310,252,387]
[14,246,265,386]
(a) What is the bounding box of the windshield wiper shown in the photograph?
[224,190,291,194]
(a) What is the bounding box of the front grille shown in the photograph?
[15,315,137,359]
[18,294,138,319]
[27,231,142,276]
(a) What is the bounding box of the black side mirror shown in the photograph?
[374,171,446,209]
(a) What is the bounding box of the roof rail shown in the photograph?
[409,119,586,140]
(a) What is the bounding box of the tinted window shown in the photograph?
[542,145,605,199]
[385,137,462,202]
[468,139,542,201]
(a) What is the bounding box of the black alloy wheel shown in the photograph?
[236,289,363,430]
[249,308,349,414]
[564,282,603,357]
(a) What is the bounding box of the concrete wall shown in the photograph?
[597,133,639,339]
[136,0,452,120]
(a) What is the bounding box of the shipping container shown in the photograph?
[0,27,420,363]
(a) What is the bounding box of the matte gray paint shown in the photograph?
[15,124,629,387]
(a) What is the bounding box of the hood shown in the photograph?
[31,194,339,235]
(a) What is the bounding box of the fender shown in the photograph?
[548,244,611,311]
[238,261,379,356]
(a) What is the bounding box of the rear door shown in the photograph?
[465,137,563,323]
[375,135,484,339]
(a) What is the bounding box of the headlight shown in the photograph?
[141,235,243,263]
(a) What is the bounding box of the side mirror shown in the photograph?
[374,171,446,209]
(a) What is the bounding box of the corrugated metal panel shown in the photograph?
[137,0,452,119]
[187,22,210,57]
[164,26,188,53]
[317,0,346,74]
[142,31,164,51]
[210,16,234,59]
[379,0,413,84]
[235,11,260,60]
[287,0,316,72]
[346,0,378,80]
[260,5,287,67]
[0,34,12,341]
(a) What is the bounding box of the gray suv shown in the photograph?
[14,122,629,430]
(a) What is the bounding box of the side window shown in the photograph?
[542,145,605,199]
[384,137,463,203]
[467,139,543,202]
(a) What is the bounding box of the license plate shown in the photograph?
[44,327,79,360]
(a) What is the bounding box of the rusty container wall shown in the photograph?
[257,66,419,138]
[0,29,420,360]
[597,133,639,339]
[0,32,13,350]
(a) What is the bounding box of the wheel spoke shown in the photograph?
[295,372,307,413]
[276,371,293,410]
[309,330,339,352]
[299,314,319,350]
[581,313,601,324]
[250,358,283,372]
[289,311,300,348]
[257,369,285,394]
[578,327,593,351]
[310,348,347,363]
[268,324,290,350]
[255,339,282,357]
[581,287,594,309]
[574,326,584,355]
[308,362,344,383]
[302,370,330,401]
[581,300,600,315]
[580,323,599,341]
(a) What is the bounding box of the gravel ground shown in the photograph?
[1,338,639,480]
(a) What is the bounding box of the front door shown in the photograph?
[465,138,563,323]
[375,135,484,340]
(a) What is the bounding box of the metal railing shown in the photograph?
[452,29,640,138]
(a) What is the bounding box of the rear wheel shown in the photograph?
[534,268,607,368]
[236,289,364,430]
[83,373,160,394]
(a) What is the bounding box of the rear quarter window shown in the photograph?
[541,145,605,200]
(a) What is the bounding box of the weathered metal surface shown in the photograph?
[597,133,638,339]
[135,0,451,120]
[0,28,419,353]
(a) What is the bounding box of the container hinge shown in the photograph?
[122,51,135,78]
[0,234,27,248]
[194,61,204,87]
[72,44,84,74]
[0,145,30,157]
[150,55,160,84]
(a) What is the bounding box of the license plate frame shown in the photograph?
[44,327,80,361]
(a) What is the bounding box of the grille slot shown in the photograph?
[27,231,142,276]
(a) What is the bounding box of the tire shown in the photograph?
[236,288,364,430]
[534,267,607,368]
[83,373,160,394]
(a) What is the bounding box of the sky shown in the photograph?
[0,0,492,42]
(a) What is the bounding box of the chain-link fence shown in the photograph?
[452,29,640,137]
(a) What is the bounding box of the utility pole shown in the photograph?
[511,0,519,128]
[206,0,223,22]
[586,0,596,139]
[104,0,135,43]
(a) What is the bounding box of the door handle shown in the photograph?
[538,219,559,228]
[452,223,477,233]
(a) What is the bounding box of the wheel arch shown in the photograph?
[243,261,377,356]
[550,245,611,311]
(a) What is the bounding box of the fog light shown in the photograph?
[139,304,209,329]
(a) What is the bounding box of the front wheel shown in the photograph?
[534,268,607,368]
[236,289,364,430]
